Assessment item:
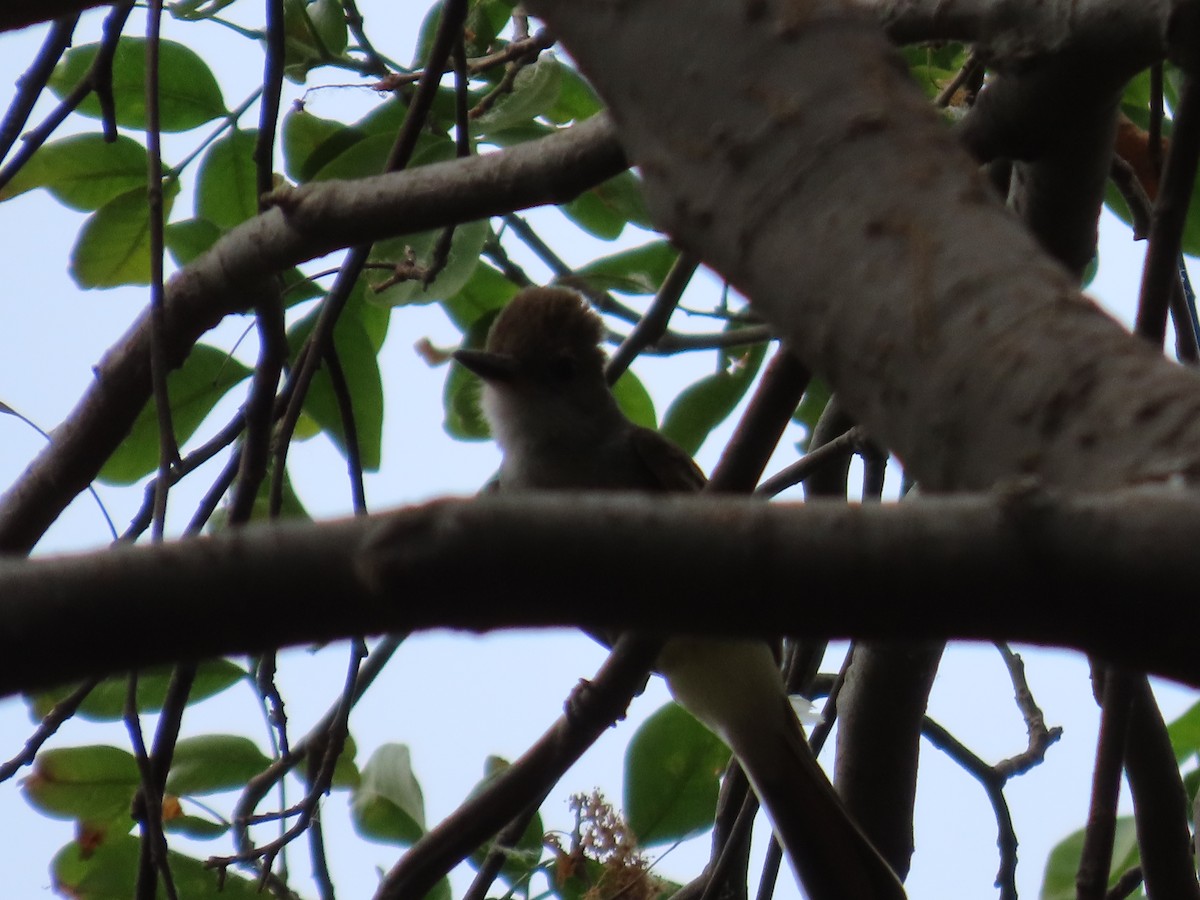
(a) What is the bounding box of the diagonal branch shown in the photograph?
[0,114,625,554]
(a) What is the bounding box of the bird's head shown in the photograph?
[453,287,620,450]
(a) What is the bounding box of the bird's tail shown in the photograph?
[657,637,906,900]
[732,696,907,900]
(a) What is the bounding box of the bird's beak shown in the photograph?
[452,348,521,383]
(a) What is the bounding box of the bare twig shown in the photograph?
[1136,73,1200,346]
[993,644,1063,779]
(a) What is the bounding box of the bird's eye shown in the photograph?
[548,354,575,381]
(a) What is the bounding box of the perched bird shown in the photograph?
[453,287,905,900]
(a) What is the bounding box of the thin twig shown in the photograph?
[0,677,101,783]
[0,4,134,193]
[371,635,661,900]
[1077,668,1135,900]
[269,0,469,515]
[145,0,176,541]
[322,344,367,515]
[1109,155,1200,362]
[1135,73,1200,346]
[920,717,1018,900]
[0,14,78,163]
[256,0,286,203]
[340,0,392,76]
[0,403,117,540]
[501,213,641,323]
[755,427,863,498]
[1105,866,1145,900]
[934,50,982,109]
[708,348,810,493]
[605,253,699,382]
[228,293,287,523]
[993,644,1063,779]
[210,641,369,876]
[1149,64,1164,177]
[126,673,181,900]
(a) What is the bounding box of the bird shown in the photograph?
[453,286,906,900]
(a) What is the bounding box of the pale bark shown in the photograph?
[525,0,1200,495]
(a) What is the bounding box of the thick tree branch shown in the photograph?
[525,0,1200,497]
[5,490,1200,697]
[0,2,110,34]
[0,115,625,554]
[851,0,1179,64]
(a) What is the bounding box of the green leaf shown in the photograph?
[1181,172,1200,257]
[356,95,411,136]
[351,743,426,845]
[279,268,327,304]
[195,129,260,230]
[371,219,491,307]
[793,377,832,452]
[0,134,151,210]
[24,745,139,824]
[444,361,489,441]
[49,39,226,132]
[477,119,555,147]
[310,127,453,184]
[52,832,263,899]
[330,733,361,790]
[306,0,348,55]
[1120,69,1154,132]
[414,0,512,66]
[468,757,546,887]
[624,702,730,847]
[163,811,229,839]
[70,180,179,288]
[1040,817,1140,900]
[164,217,222,266]
[98,343,253,484]
[464,0,516,58]
[613,370,657,429]
[661,335,767,457]
[444,313,496,440]
[205,460,311,530]
[902,43,969,100]
[166,735,272,796]
[289,293,386,470]
[310,131,394,180]
[27,660,246,722]
[544,64,604,124]
[474,53,563,135]
[283,0,350,81]
[563,170,653,240]
[575,241,679,295]
[281,107,366,183]
[441,261,518,332]
[169,0,241,21]
[1167,699,1200,764]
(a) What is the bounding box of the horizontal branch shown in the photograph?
[0,2,108,33]
[3,489,1200,697]
[0,115,625,554]
[850,0,1177,66]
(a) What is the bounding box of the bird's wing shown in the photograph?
[629,426,708,492]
